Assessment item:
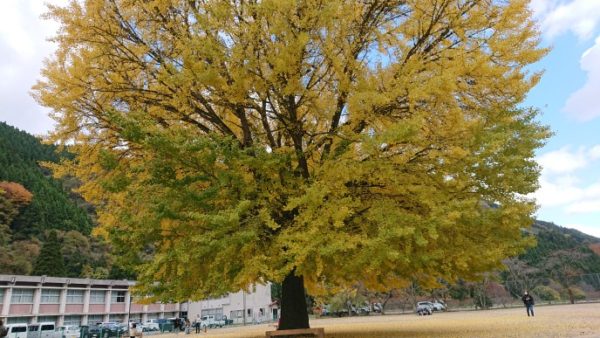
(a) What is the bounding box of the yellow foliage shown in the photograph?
[34,0,549,301]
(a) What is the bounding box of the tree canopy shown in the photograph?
[35,0,549,329]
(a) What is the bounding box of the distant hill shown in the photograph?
[522,220,600,272]
[0,122,92,238]
[497,220,600,304]
[531,220,600,244]
[0,121,129,279]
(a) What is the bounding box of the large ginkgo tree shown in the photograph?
[35,0,549,329]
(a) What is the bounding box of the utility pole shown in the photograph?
[127,294,132,326]
[242,290,246,326]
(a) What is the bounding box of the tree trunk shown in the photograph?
[278,271,309,330]
[567,287,575,304]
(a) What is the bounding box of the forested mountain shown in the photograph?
[524,220,600,271]
[499,220,600,304]
[0,122,91,237]
[0,121,130,278]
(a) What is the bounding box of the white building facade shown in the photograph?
[0,275,182,326]
[187,283,278,325]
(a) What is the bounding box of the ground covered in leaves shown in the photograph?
[165,303,600,337]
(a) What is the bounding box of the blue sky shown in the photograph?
[0,1,599,236]
[525,0,600,237]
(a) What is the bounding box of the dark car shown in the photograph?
[79,325,102,338]
[98,323,126,337]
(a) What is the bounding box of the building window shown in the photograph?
[130,314,142,322]
[11,289,34,304]
[201,308,223,320]
[41,289,61,304]
[146,313,159,320]
[246,308,252,317]
[229,310,243,319]
[109,314,124,323]
[66,290,84,304]
[87,315,104,325]
[7,317,30,324]
[90,290,106,304]
[111,291,126,303]
[37,316,58,324]
[40,324,55,331]
[63,316,81,326]
[259,308,265,316]
[0,289,4,303]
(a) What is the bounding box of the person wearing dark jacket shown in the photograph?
[522,291,535,317]
[1,319,8,338]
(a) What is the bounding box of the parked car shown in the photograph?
[431,301,446,311]
[356,304,371,315]
[57,325,80,338]
[199,315,225,328]
[7,324,29,338]
[27,322,60,338]
[141,320,160,331]
[97,322,126,336]
[26,324,39,338]
[78,325,101,338]
[416,302,433,315]
[166,318,186,331]
[417,300,446,312]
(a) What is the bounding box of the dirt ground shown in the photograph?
[161,303,600,338]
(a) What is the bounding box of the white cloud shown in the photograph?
[0,0,67,136]
[529,0,554,18]
[534,146,600,207]
[537,146,590,174]
[562,36,600,121]
[536,0,600,40]
[590,145,600,160]
[566,199,600,213]
[534,176,584,207]
[531,2,600,122]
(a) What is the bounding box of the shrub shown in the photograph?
[532,286,560,303]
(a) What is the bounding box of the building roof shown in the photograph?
[0,274,135,287]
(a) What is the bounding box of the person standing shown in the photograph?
[129,323,138,338]
[193,319,200,334]
[1,319,9,338]
[184,318,191,334]
[522,291,535,317]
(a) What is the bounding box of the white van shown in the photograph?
[7,324,28,338]
[57,325,80,338]
[27,323,59,338]
[27,324,40,338]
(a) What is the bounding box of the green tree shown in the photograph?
[36,0,549,329]
[0,191,17,246]
[545,249,591,304]
[62,230,92,277]
[533,285,560,304]
[33,230,66,276]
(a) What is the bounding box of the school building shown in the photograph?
[187,283,278,325]
[0,274,277,326]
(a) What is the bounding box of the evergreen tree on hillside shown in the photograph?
[0,122,92,238]
[33,230,66,276]
[0,191,16,246]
